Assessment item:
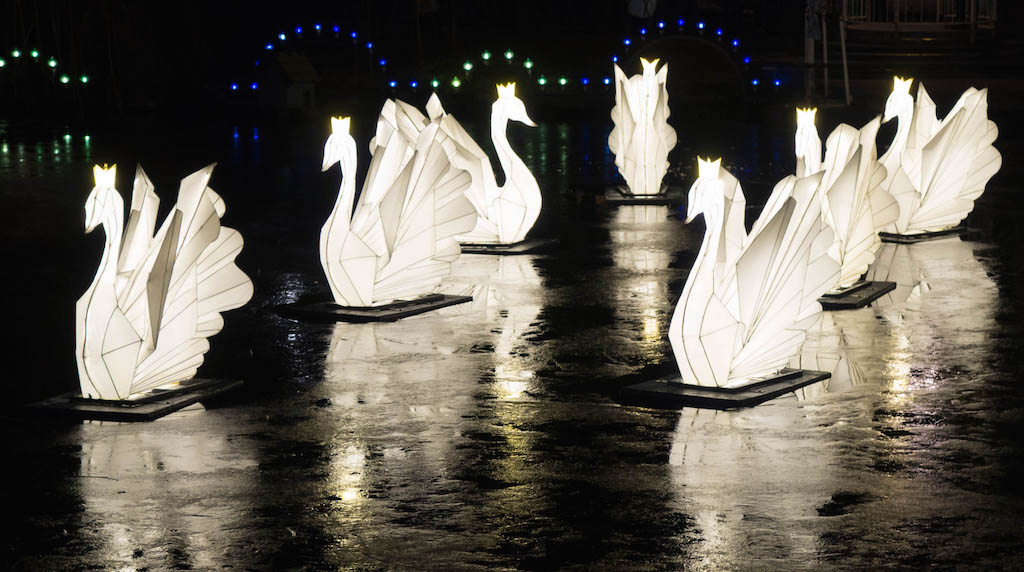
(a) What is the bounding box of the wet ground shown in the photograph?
[1,91,1023,569]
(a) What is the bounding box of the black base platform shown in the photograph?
[818,280,897,310]
[24,378,243,422]
[460,237,558,255]
[603,185,685,205]
[277,293,473,323]
[621,368,831,409]
[879,226,965,244]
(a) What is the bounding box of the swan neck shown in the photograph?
[335,151,358,226]
[491,110,524,185]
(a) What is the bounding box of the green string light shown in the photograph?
[451,77,461,88]
[48,58,57,68]
[463,61,473,72]
[12,49,21,58]
[59,74,69,84]
[431,78,439,88]
[30,50,39,58]
[537,75,547,86]
[80,75,89,83]
[558,76,567,86]
[0,59,5,68]
[504,49,514,60]
[523,59,533,69]
[481,50,491,61]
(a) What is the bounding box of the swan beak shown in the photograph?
[522,113,537,127]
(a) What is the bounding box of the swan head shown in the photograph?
[796,107,817,132]
[686,156,722,223]
[322,116,355,172]
[494,83,536,127]
[640,57,661,76]
[883,76,914,122]
[84,164,117,233]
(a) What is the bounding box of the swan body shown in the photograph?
[880,77,1001,234]
[75,164,253,400]
[609,58,677,196]
[668,158,840,388]
[320,102,477,307]
[428,84,540,244]
[793,108,900,287]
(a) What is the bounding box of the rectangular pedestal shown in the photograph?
[818,280,897,310]
[460,237,558,255]
[25,378,244,422]
[277,294,473,323]
[879,226,965,244]
[603,185,685,205]
[622,368,831,409]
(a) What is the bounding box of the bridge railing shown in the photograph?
[843,0,996,30]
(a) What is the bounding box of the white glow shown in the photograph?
[795,110,900,287]
[609,58,677,195]
[427,85,541,244]
[320,101,478,306]
[880,77,1002,234]
[669,158,840,387]
[794,108,821,178]
[75,164,254,400]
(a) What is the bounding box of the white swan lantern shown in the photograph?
[668,157,840,387]
[428,83,541,245]
[609,57,677,196]
[320,101,477,307]
[75,164,253,400]
[880,76,1001,235]
[793,108,900,288]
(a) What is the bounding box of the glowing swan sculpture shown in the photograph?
[426,83,540,244]
[75,164,253,400]
[320,104,477,307]
[880,76,1001,234]
[609,57,677,196]
[792,108,900,287]
[668,158,840,387]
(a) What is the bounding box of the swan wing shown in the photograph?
[373,122,475,302]
[905,89,999,232]
[608,64,636,182]
[117,165,160,279]
[130,167,253,393]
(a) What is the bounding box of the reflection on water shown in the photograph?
[865,242,930,307]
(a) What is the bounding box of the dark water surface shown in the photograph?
[1,103,1023,569]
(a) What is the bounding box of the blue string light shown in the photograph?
[389,80,396,88]
[367,42,373,49]
[333,25,340,33]
[379,58,386,66]
[278,33,286,41]
[581,77,589,85]
[603,77,611,85]
[773,79,781,86]
[265,44,273,50]
[612,55,618,62]
[658,21,665,29]
[623,38,631,46]
[697,21,705,30]
[295,26,303,34]
[640,27,646,35]
[350,31,357,39]
[677,18,684,26]
[743,56,751,64]
[230,83,238,91]
[251,82,258,90]
[410,80,418,88]
[716,28,723,36]
[315,23,321,31]
[751,79,759,86]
